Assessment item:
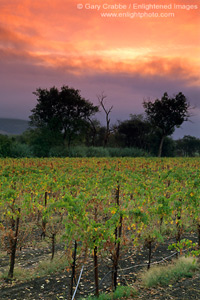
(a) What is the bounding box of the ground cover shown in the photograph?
[0,235,199,300]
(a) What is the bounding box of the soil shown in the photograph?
[0,235,199,300]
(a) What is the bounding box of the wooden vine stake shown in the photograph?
[147,239,152,270]
[112,183,123,291]
[94,207,99,297]
[51,233,55,261]
[69,240,77,300]
[176,198,183,257]
[8,208,21,279]
[41,191,48,239]
[197,223,200,248]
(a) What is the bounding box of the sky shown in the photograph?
[0,0,200,139]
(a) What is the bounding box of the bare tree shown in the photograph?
[87,117,99,146]
[97,92,113,147]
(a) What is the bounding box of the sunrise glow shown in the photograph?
[0,0,199,137]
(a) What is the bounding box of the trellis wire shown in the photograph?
[84,250,181,294]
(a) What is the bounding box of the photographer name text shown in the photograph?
[77,3,198,10]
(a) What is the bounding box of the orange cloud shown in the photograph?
[0,0,199,85]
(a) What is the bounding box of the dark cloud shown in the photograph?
[0,47,199,138]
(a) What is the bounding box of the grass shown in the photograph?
[35,254,68,277]
[0,250,7,259]
[0,252,69,281]
[0,251,198,300]
[82,285,137,300]
[141,256,199,287]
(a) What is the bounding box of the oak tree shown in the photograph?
[143,92,190,157]
[30,86,99,147]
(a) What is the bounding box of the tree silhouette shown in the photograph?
[97,92,113,147]
[30,86,99,147]
[143,92,190,157]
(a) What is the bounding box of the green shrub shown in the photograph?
[7,143,150,158]
[86,147,109,157]
[82,285,137,300]
[66,146,149,158]
[67,146,87,157]
[108,147,149,157]
[49,145,68,157]
[85,294,110,300]
[10,142,33,157]
[65,146,108,157]
[142,256,199,287]
[0,135,12,157]
[113,285,137,298]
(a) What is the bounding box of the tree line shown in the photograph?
[1,85,200,157]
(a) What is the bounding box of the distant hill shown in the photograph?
[0,118,30,135]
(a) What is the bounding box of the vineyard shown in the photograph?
[0,157,200,300]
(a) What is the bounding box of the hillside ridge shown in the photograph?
[0,118,29,135]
